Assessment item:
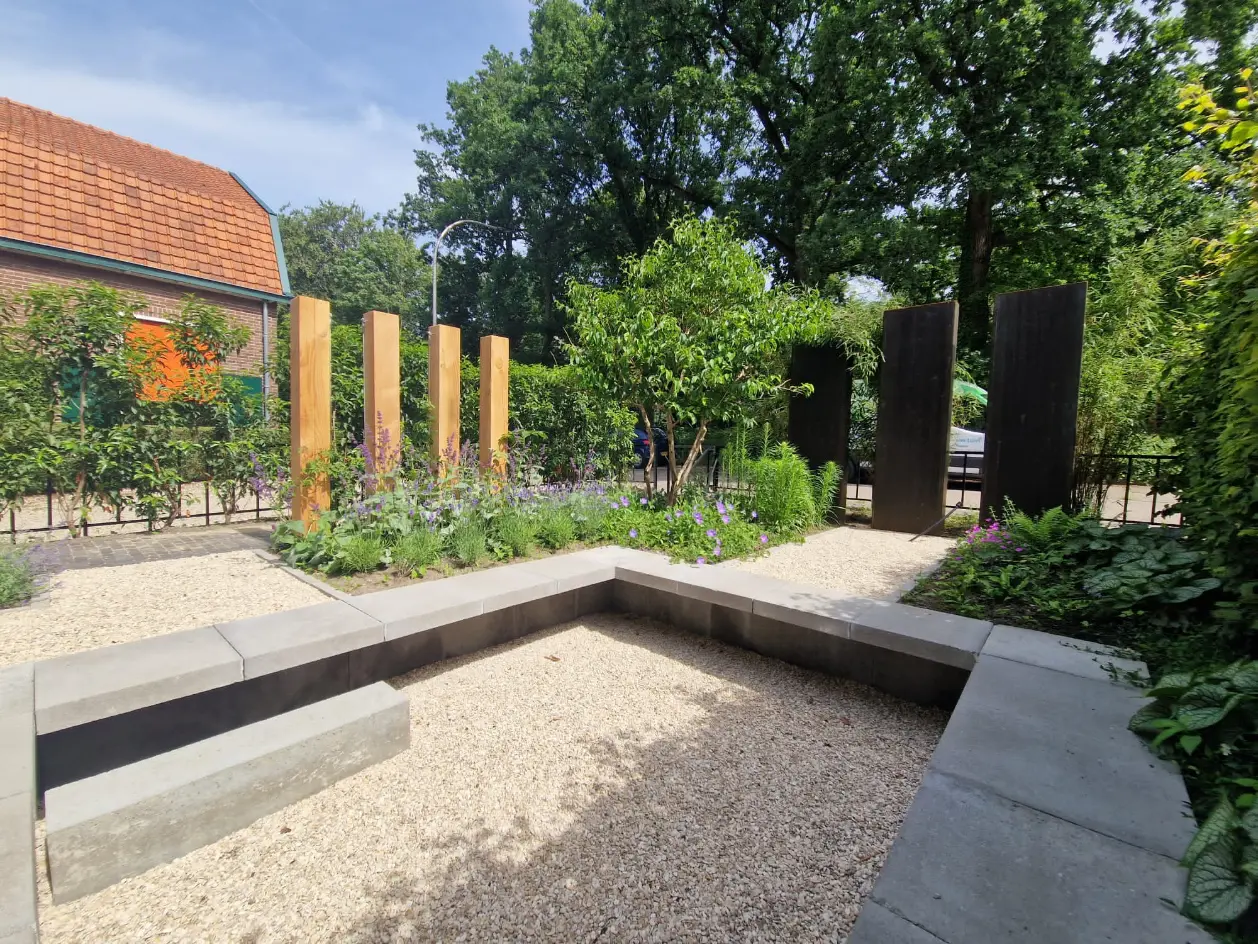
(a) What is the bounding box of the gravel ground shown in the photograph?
[0,551,326,667]
[36,613,947,943]
[726,526,955,600]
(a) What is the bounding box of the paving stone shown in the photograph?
[44,682,409,904]
[847,902,945,943]
[349,579,485,640]
[0,793,37,944]
[35,626,242,734]
[216,601,383,678]
[0,663,34,800]
[870,771,1211,944]
[929,655,1196,859]
[984,624,1148,682]
[507,550,617,592]
[849,601,991,669]
[749,583,870,634]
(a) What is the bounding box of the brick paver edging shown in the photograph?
[0,546,1209,942]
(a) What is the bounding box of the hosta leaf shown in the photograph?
[1241,805,1258,844]
[1176,686,1243,731]
[1186,838,1254,924]
[1147,673,1195,698]
[1184,798,1241,866]
[1230,665,1258,695]
[1129,701,1170,733]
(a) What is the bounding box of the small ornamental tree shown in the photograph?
[567,216,831,504]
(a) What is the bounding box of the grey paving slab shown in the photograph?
[673,565,800,612]
[507,550,617,593]
[34,625,242,734]
[0,792,37,944]
[847,901,945,943]
[32,523,272,572]
[350,579,485,640]
[615,555,681,594]
[930,654,1196,859]
[0,663,34,800]
[870,771,1211,944]
[44,681,409,904]
[750,584,870,634]
[984,623,1148,682]
[849,602,991,669]
[470,567,558,613]
[216,601,383,679]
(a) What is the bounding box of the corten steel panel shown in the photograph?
[873,302,958,535]
[787,344,852,515]
[981,283,1086,519]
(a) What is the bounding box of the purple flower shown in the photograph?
[664,511,672,520]
[696,557,706,566]
[713,546,722,556]
[640,497,648,505]
[751,511,758,520]
[706,528,717,538]
[716,500,726,514]
[721,515,730,524]
[1015,547,1024,552]
[759,534,768,544]
[620,496,630,508]
[693,512,704,524]
[629,528,638,539]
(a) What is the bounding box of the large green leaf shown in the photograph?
[1176,685,1246,730]
[1186,838,1255,924]
[1147,672,1196,698]
[1184,797,1240,866]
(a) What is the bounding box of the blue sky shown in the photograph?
[0,0,533,215]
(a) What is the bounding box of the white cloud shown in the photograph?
[0,61,424,214]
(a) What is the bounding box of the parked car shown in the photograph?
[948,426,985,485]
[632,426,670,469]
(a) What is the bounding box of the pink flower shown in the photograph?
[759,534,768,544]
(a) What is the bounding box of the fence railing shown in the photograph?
[4,480,280,542]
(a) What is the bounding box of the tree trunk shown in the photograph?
[636,405,655,500]
[72,371,88,537]
[957,189,994,356]
[668,419,709,507]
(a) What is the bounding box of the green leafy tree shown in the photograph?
[279,201,430,332]
[567,216,828,503]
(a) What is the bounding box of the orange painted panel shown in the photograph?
[127,320,218,401]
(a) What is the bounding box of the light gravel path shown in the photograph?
[0,550,326,667]
[37,614,946,944]
[727,526,955,600]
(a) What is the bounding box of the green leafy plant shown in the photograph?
[449,518,489,567]
[336,535,385,575]
[750,443,816,534]
[493,509,537,559]
[536,502,577,550]
[812,460,841,525]
[392,528,443,576]
[0,547,35,609]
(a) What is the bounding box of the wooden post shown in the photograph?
[428,323,461,464]
[290,295,331,528]
[363,310,401,488]
[981,283,1086,519]
[787,343,852,520]
[479,335,509,472]
[872,301,958,535]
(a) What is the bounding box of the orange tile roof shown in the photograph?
[0,98,285,297]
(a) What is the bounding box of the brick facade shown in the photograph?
[0,249,277,378]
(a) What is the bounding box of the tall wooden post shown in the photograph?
[479,335,509,472]
[981,283,1086,519]
[787,343,852,520]
[290,295,331,528]
[363,310,401,487]
[428,323,461,464]
[872,301,958,535]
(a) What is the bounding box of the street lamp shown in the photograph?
[431,219,504,326]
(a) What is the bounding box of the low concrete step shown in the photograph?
[44,681,409,904]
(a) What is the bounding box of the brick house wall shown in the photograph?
[0,249,278,379]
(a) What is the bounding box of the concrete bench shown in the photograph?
[43,681,409,904]
[0,663,36,944]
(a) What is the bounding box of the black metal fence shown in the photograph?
[4,480,280,542]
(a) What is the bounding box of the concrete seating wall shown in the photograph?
[0,546,1211,943]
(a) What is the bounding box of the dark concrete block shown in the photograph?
[708,604,753,649]
[347,628,443,687]
[930,655,1196,859]
[666,592,713,637]
[514,590,580,634]
[741,613,850,676]
[842,642,969,708]
[870,771,1210,944]
[574,581,613,616]
[435,612,514,660]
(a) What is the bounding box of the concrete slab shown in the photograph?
[930,655,1195,859]
[350,579,485,641]
[675,566,802,612]
[0,663,34,800]
[44,681,409,904]
[615,556,681,594]
[849,602,990,669]
[870,771,1211,944]
[847,901,945,943]
[35,625,242,734]
[508,550,617,593]
[216,601,383,678]
[983,624,1148,682]
[750,584,869,634]
[0,793,37,944]
[471,567,558,613]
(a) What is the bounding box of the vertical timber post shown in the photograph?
[428,323,461,466]
[872,301,958,535]
[787,344,852,521]
[981,283,1086,519]
[479,335,509,473]
[363,310,402,489]
[290,295,331,528]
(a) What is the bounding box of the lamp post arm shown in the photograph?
[431,219,503,327]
